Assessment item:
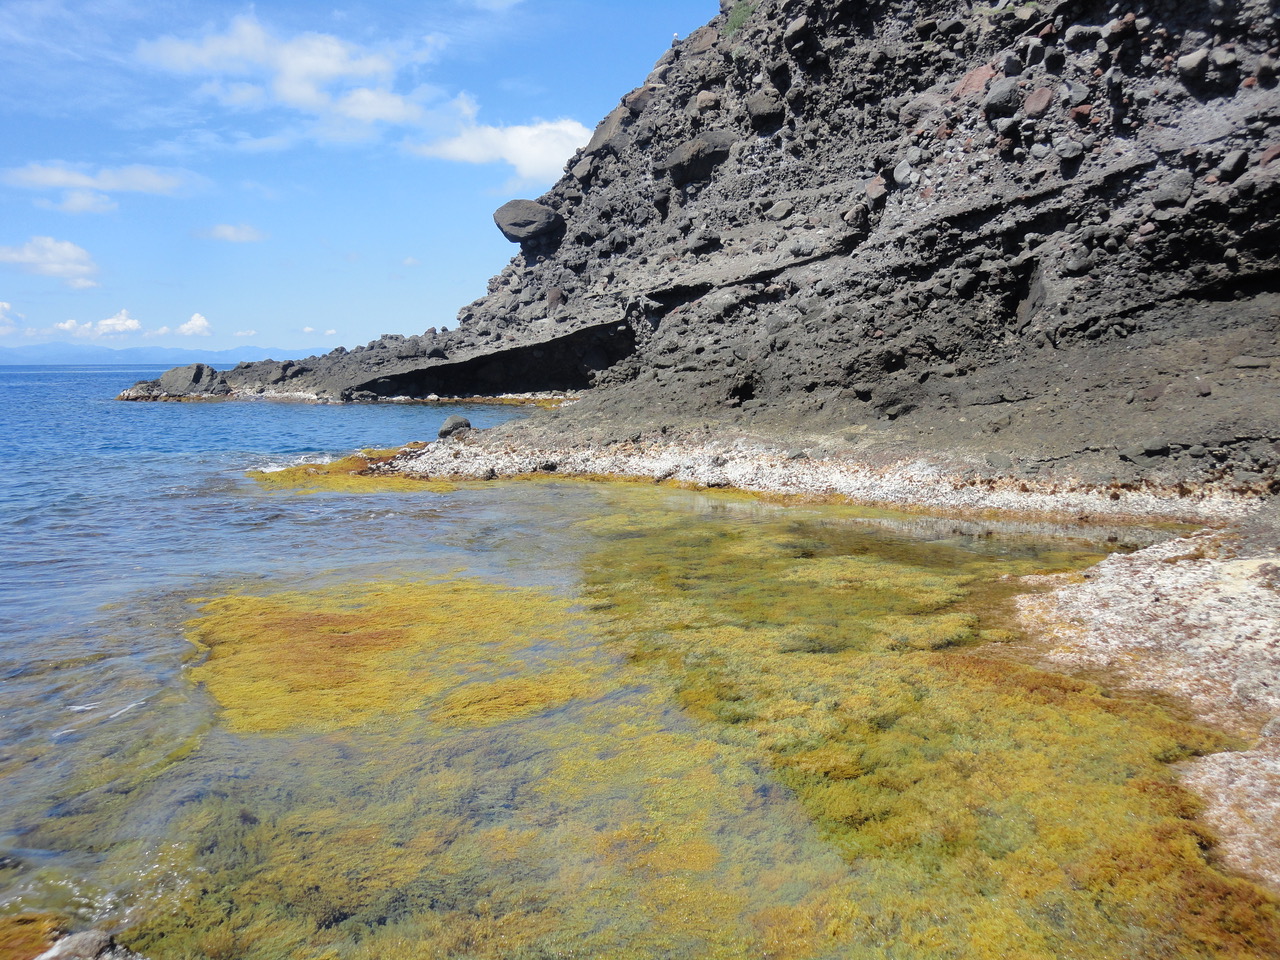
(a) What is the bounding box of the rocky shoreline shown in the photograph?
[379,419,1280,896]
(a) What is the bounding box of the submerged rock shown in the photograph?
[36,930,145,960]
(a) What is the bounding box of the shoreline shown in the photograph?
[387,425,1280,894]
[386,425,1266,525]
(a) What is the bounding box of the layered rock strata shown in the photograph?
[124,0,1280,486]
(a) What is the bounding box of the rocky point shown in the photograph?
[121,0,1280,490]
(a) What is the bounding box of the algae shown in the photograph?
[13,482,1278,960]
[185,576,579,733]
[575,486,1280,959]
[0,913,62,960]
[247,448,453,494]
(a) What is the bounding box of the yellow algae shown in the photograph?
[185,577,577,732]
[121,559,863,960]
[0,914,63,960]
[248,448,453,494]
[574,487,1280,959]
[31,481,1276,960]
[432,669,596,726]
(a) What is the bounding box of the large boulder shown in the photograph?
[656,130,737,185]
[746,91,785,130]
[493,200,562,243]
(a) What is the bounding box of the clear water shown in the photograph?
[4,367,1264,960]
[0,367,534,864]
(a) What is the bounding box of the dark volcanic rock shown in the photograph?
[126,0,1280,489]
[438,414,472,438]
[493,200,562,243]
[656,130,738,185]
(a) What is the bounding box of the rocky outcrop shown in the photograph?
[124,0,1280,487]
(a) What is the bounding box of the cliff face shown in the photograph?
[126,0,1280,486]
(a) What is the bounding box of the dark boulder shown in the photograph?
[493,200,562,243]
[657,130,737,185]
[438,414,472,438]
[746,91,785,130]
[983,77,1022,117]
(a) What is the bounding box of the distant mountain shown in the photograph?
[0,343,326,366]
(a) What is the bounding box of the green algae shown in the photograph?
[15,481,1279,960]
[575,486,1280,959]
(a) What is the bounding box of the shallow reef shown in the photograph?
[6,483,1278,960]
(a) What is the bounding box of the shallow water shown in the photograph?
[2,368,1277,960]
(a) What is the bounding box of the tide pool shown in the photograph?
[1,367,1276,960]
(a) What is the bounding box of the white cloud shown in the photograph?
[234,329,258,337]
[402,256,419,266]
[415,113,591,182]
[146,326,172,337]
[207,223,266,242]
[335,87,421,123]
[139,15,425,131]
[36,190,118,214]
[56,308,141,338]
[302,326,315,333]
[4,163,195,194]
[3,163,203,213]
[178,313,211,336]
[0,301,16,336]
[0,236,99,287]
[324,328,337,336]
[99,309,142,334]
[471,0,524,10]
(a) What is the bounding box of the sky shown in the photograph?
[0,0,715,353]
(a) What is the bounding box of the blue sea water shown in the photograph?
[0,367,539,893]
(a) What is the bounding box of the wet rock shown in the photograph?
[438,415,472,438]
[36,931,144,960]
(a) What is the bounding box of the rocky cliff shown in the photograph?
[123,0,1280,488]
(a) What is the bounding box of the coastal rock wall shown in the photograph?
[124,0,1280,485]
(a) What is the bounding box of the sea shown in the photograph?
[1,365,1233,960]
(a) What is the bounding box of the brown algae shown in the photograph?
[185,577,584,733]
[55,482,1278,959]
[0,914,62,960]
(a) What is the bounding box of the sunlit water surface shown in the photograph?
[2,366,1276,960]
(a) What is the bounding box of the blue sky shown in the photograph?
[0,0,714,352]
